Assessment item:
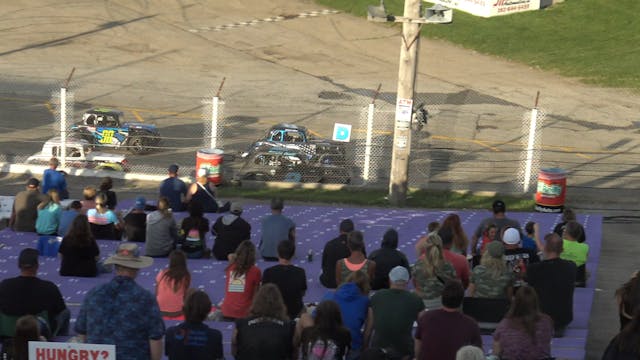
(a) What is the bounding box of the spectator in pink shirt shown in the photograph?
[439,227,470,289]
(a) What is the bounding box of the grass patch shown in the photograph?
[316,0,640,90]
[219,186,536,211]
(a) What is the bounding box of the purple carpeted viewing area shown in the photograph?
[0,200,602,359]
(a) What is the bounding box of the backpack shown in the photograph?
[305,339,339,360]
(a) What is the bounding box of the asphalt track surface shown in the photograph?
[1,1,639,358]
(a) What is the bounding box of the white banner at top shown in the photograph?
[428,0,541,17]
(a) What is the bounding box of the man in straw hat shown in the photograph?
[75,243,164,360]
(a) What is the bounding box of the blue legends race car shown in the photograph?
[69,108,161,154]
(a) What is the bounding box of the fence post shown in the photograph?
[60,87,67,168]
[210,96,218,149]
[523,92,540,193]
[363,103,375,181]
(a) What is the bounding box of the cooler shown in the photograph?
[534,168,567,213]
[196,148,224,185]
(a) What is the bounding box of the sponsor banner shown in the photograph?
[429,0,541,17]
[29,341,116,360]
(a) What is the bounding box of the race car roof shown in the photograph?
[86,108,124,117]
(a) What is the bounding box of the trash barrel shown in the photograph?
[534,168,567,213]
[195,149,224,185]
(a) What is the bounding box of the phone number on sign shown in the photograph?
[497,3,531,12]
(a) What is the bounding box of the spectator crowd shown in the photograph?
[0,160,625,360]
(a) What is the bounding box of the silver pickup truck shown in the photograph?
[27,137,129,172]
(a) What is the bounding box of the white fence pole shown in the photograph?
[363,103,375,181]
[210,96,219,149]
[523,107,538,193]
[60,87,67,168]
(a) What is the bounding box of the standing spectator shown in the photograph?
[259,198,295,261]
[414,280,482,360]
[320,219,354,289]
[335,231,376,287]
[10,178,45,232]
[87,193,122,240]
[159,164,187,212]
[560,221,589,287]
[371,266,425,358]
[440,214,470,255]
[41,157,67,199]
[492,286,553,360]
[368,228,410,290]
[58,200,82,237]
[468,241,513,299]
[412,232,456,309]
[526,233,576,337]
[414,221,441,257]
[602,307,640,359]
[123,196,147,242]
[553,208,586,243]
[522,221,544,252]
[145,197,179,257]
[212,202,251,261]
[262,240,307,320]
[221,241,262,320]
[179,201,210,259]
[80,186,97,214]
[232,284,295,360]
[75,243,165,360]
[0,248,70,337]
[58,215,100,277]
[156,250,191,319]
[502,227,539,289]
[165,290,223,360]
[322,271,373,358]
[298,300,351,360]
[615,271,640,330]
[439,227,471,289]
[35,189,62,236]
[98,176,117,210]
[186,175,229,213]
[11,315,46,360]
[470,200,522,256]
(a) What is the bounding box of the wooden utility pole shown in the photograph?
[389,0,421,206]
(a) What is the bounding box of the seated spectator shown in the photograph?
[156,250,191,319]
[123,196,147,242]
[58,215,100,277]
[526,233,576,338]
[413,221,440,257]
[474,223,497,261]
[440,214,469,255]
[87,193,122,240]
[232,284,295,360]
[35,189,62,236]
[320,219,354,289]
[615,271,640,330]
[321,271,373,358]
[259,198,295,261]
[468,241,513,299]
[560,221,589,286]
[439,227,471,289]
[180,201,210,259]
[368,228,410,290]
[602,305,640,359]
[553,208,586,243]
[165,290,223,360]
[492,286,553,360]
[145,197,179,257]
[11,315,47,360]
[10,178,45,232]
[262,240,307,320]
[80,186,97,213]
[335,231,376,287]
[212,202,251,261]
[221,241,262,320]
[298,300,351,360]
[98,176,117,210]
[456,346,486,360]
[414,280,482,360]
[502,227,539,289]
[186,175,230,213]
[58,200,82,237]
[412,232,456,309]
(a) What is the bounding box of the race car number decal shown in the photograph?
[101,130,115,144]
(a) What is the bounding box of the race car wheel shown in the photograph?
[128,136,146,154]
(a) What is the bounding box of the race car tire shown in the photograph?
[128,136,146,154]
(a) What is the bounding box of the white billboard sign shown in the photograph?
[429,0,541,17]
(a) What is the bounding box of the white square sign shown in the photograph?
[395,98,413,123]
[332,123,352,142]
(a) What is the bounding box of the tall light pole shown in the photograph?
[367,1,452,206]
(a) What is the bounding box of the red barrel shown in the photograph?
[535,168,567,213]
[195,148,224,185]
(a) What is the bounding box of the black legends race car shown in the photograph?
[241,123,345,158]
[69,108,161,154]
